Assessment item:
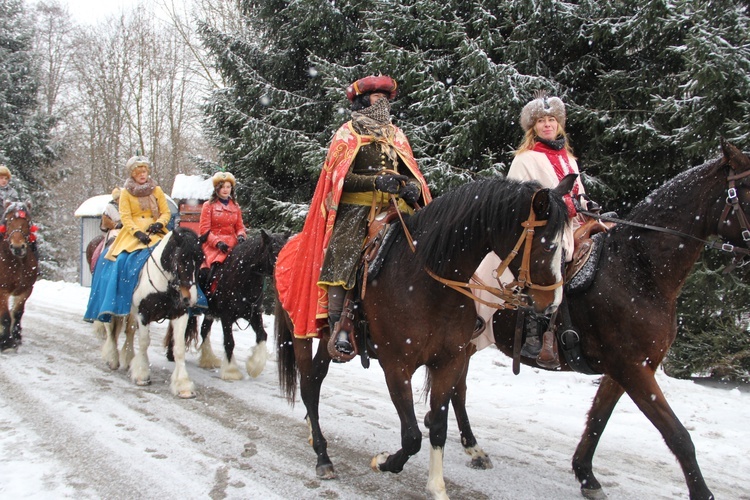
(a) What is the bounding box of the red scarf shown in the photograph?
[533,142,579,216]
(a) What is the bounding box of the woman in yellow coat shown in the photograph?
[85,155,172,322]
[105,156,171,260]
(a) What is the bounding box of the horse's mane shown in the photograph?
[162,227,203,268]
[405,177,567,275]
[625,156,723,226]
[2,201,29,220]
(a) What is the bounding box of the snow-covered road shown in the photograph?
[0,280,748,499]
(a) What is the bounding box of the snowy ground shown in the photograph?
[0,279,748,499]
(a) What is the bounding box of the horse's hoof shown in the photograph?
[135,378,151,386]
[177,390,196,399]
[469,454,493,469]
[370,453,388,472]
[581,486,607,500]
[315,464,336,479]
[1,345,18,354]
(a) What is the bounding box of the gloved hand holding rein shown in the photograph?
[147,222,165,234]
[374,173,408,194]
[216,241,230,253]
[399,182,420,205]
[134,231,151,245]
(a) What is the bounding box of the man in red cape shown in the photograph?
[275,75,431,339]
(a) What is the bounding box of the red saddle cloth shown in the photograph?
[90,238,106,274]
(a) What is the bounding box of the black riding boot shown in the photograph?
[330,314,353,356]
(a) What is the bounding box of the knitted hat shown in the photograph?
[126,155,151,175]
[111,187,121,200]
[346,75,398,102]
[0,165,11,179]
[520,91,566,132]
[212,171,236,188]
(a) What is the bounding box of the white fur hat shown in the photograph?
[126,155,151,175]
[520,91,566,132]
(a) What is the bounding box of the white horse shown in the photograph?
[102,229,203,398]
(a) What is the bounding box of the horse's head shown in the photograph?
[716,140,750,264]
[259,229,291,273]
[1,201,37,258]
[163,228,203,307]
[506,175,574,315]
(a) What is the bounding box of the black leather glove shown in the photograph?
[399,182,420,205]
[237,234,246,243]
[134,231,151,245]
[216,241,230,253]
[147,222,164,234]
[375,174,409,194]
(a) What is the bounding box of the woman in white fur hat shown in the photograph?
[507,92,590,367]
[507,91,586,258]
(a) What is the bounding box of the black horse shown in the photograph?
[166,230,289,380]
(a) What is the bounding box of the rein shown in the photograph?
[578,165,750,272]
[424,197,563,311]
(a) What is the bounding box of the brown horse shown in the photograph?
[446,140,749,500]
[276,176,575,498]
[0,201,39,352]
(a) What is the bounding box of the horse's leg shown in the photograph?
[572,374,624,499]
[219,319,242,381]
[619,370,713,500]
[169,314,196,398]
[423,359,473,500]
[296,337,336,479]
[245,306,268,378]
[198,317,221,369]
[426,349,492,470]
[370,364,423,477]
[120,314,136,369]
[9,291,30,345]
[0,292,15,352]
[129,314,152,386]
[100,319,120,370]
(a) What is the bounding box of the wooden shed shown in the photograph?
[74,194,179,287]
[170,174,213,235]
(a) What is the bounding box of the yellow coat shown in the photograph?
[104,186,171,260]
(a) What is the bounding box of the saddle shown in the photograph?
[565,216,614,281]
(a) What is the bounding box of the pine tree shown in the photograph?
[199,0,370,229]
[200,0,750,378]
[0,0,54,198]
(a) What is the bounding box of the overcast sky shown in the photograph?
[62,0,140,24]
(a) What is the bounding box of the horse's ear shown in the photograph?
[721,138,750,172]
[260,228,271,245]
[554,174,578,197]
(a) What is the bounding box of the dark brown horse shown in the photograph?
[448,140,749,500]
[276,176,575,498]
[0,201,39,352]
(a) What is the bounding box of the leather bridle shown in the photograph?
[424,192,564,311]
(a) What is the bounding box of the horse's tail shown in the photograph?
[275,298,298,405]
